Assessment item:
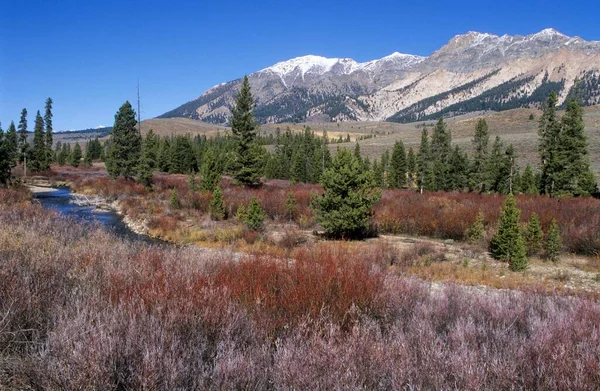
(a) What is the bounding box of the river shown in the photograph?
[33,187,157,244]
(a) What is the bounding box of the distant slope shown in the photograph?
[160,28,600,125]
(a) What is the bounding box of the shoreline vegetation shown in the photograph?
[1,184,600,389]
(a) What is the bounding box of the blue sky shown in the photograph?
[1,0,598,131]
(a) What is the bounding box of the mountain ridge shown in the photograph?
[159,28,600,124]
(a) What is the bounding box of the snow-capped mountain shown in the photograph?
[160,29,600,124]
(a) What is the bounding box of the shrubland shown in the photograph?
[1,186,600,389]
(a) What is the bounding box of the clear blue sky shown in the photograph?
[1,0,598,131]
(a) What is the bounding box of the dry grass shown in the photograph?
[2,187,600,389]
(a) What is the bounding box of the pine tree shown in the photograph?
[448,145,469,191]
[209,186,226,220]
[417,128,434,193]
[231,76,262,186]
[388,141,407,188]
[469,118,490,192]
[285,190,297,221]
[244,196,266,231]
[538,92,561,195]
[526,213,543,256]
[554,99,596,196]
[5,122,18,165]
[57,143,69,165]
[44,97,54,166]
[17,108,29,164]
[487,136,505,193]
[141,129,158,170]
[200,148,220,192]
[545,219,562,262]
[490,194,528,271]
[311,148,381,239]
[83,142,93,166]
[106,101,141,179]
[31,111,47,171]
[466,209,485,242]
[70,143,82,167]
[520,164,539,195]
[430,118,452,191]
[0,124,11,185]
[407,147,416,188]
[157,138,171,172]
[372,159,385,188]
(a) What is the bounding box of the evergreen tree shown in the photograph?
[388,141,407,188]
[169,136,196,174]
[244,197,266,231]
[5,121,18,164]
[407,147,416,188]
[70,142,82,167]
[0,124,11,185]
[231,76,262,186]
[538,92,561,195]
[31,111,47,171]
[311,148,381,239]
[466,209,485,242]
[526,212,543,256]
[554,99,596,196]
[209,186,226,220]
[545,219,562,262]
[285,190,297,221]
[416,128,434,192]
[487,136,505,193]
[57,143,69,165]
[430,118,452,191]
[469,118,490,192]
[490,194,528,271]
[200,148,220,192]
[448,145,469,191]
[17,108,29,164]
[106,101,141,179]
[44,97,54,165]
[520,164,539,195]
[83,142,93,166]
[372,159,385,188]
[157,138,171,172]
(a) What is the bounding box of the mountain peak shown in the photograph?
[531,28,568,39]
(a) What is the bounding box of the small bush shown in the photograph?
[170,188,180,209]
[209,187,226,221]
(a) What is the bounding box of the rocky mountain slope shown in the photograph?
[159,29,600,124]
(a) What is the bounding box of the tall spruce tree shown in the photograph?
[106,101,141,179]
[231,76,262,186]
[311,148,381,239]
[449,145,469,191]
[430,118,452,191]
[388,141,407,189]
[31,110,47,171]
[200,148,220,192]
[71,142,82,167]
[554,99,596,196]
[490,194,528,271]
[0,124,11,185]
[5,121,18,165]
[538,92,561,195]
[416,128,434,193]
[407,147,416,188]
[17,108,29,163]
[44,98,54,166]
[469,118,490,192]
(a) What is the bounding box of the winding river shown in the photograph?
[33,187,156,244]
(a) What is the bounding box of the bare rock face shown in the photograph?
[160,29,600,124]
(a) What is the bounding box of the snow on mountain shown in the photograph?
[259,53,425,78]
[160,28,600,125]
